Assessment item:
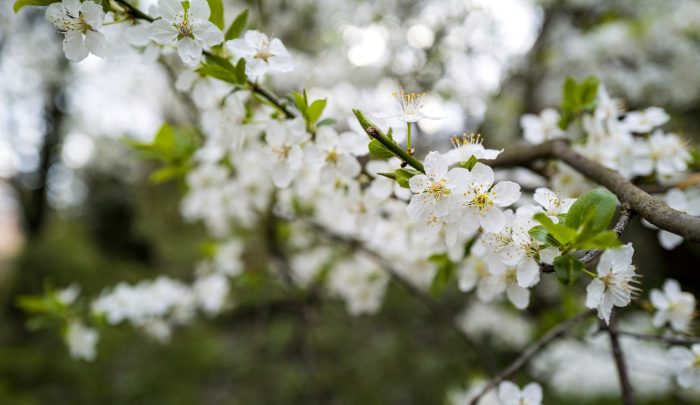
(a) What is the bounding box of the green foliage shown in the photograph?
[457,155,479,170]
[565,188,618,232]
[429,254,455,297]
[534,213,577,246]
[368,139,395,159]
[553,255,583,285]
[290,89,328,132]
[534,188,621,253]
[126,123,200,184]
[529,225,560,247]
[558,76,599,129]
[225,9,249,40]
[197,54,246,85]
[393,168,421,188]
[13,0,57,12]
[206,0,224,29]
[353,109,425,173]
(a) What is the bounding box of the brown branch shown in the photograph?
[615,330,700,346]
[488,140,700,242]
[602,316,635,405]
[469,309,595,405]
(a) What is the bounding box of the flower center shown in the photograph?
[272,145,291,159]
[254,38,272,62]
[176,13,196,38]
[393,90,425,115]
[427,180,449,200]
[326,150,339,164]
[469,192,493,214]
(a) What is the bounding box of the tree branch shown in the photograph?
[469,309,595,405]
[602,316,635,405]
[488,140,700,242]
[615,330,700,346]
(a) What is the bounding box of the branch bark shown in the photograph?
[488,140,700,242]
[615,330,700,346]
[469,309,595,405]
[603,316,636,405]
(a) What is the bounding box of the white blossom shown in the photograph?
[46,0,106,62]
[622,107,669,133]
[669,344,700,389]
[406,151,468,222]
[65,321,98,361]
[444,133,502,165]
[497,381,543,405]
[585,244,639,324]
[150,0,223,66]
[459,163,521,233]
[226,30,293,80]
[520,108,565,144]
[533,187,576,222]
[650,279,696,333]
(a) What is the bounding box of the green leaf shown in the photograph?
[394,168,416,188]
[149,165,189,184]
[534,213,577,245]
[233,58,246,84]
[458,155,479,170]
[429,254,455,296]
[316,118,337,127]
[579,76,599,107]
[529,226,560,247]
[225,9,248,40]
[553,255,583,286]
[307,98,327,125]
[196,64,238,84]
[205,53,234,69]
[290,91,307,115]
[576,230,622,249]
[377,172,396,180]
[207,0,224,29]
[564,188,618,232]
[368,139,395,160]
[13,0,57,12]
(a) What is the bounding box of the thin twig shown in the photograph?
[488,140,700,242]
[603,315,635,405]
[615,330,700,346]
[250,83,296,119]
[469,309,595,405]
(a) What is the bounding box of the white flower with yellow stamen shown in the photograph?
[459,162,521,233]
[585,243,640,324]
[444,133,502,165]
[150,0,223,66]
[227,30,293,80]
[406,151,469,222]
[377,90,442,123]
[533,187,576,223]
[46,0,106,62]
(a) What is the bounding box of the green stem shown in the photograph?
[406,122,412,152]
[248,82,296,119]
[582,268,597,278]
[353,109,425,173]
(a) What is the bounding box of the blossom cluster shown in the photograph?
[11,0,700,402]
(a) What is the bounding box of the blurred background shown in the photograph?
[1,0,700,403]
